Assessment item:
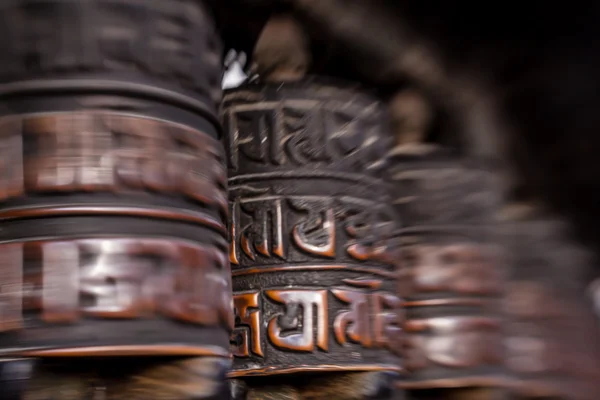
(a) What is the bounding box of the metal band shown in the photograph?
[0,79,220,130]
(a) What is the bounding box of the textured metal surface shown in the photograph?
[388,144,505,390]
[222,78,402,379]
[0,0,224,113]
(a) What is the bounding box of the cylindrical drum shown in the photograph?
[503,214,600,400]
[389,145,505,390]
[222,79,403,379]
[0,0,232,360]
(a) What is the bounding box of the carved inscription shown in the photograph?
[223,101,389,172]
[234,196,285,263]
[290,199,336,258]
[231,279,402,358]
[226,106,281,170]
[229,191,395,266]
[0,238,233,331]
[0,113,227,214]
[332,282,402,351]
[232,292,263,357]
[267,289,329,352]
[343,198,398,264]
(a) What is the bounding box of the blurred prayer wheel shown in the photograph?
[388,144,506,392]
[0,0,232,363]
[222,78,403,388]
[502,212,600,400]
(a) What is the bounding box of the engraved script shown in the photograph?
[266,289,329,352]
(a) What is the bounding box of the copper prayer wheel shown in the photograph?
[222,78,403,392]
[502,212,600,400]
[0,0,233,365]
[388,144,506,392]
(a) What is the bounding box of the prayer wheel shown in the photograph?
[222,78,403,398]
[502,211,600,400]
[0,1,233,398]
[388,144,506,393]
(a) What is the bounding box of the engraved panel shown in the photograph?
[229,190,396,268]
[0,112,227,217]
[223,89,390,174]
[0,237,233,356]
[232,292,263,358]
[229,279,403,375]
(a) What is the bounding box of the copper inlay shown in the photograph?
[396,376,510,390]
[232,264,397,278]
[402,298,489,307]
[16,345,230,358]
[228,364,403,378]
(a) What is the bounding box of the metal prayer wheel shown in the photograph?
[222,78,403,384]
[0,0,233,363]
[502,213,600,400]
[388,144,505,391]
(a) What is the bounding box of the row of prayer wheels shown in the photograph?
[0,1,596,399]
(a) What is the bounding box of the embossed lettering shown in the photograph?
[332,288,372,347]
[290,198,335,258]
[232,292,263,357]
[283,104,332,165]
[224,105,282,170]
[229,189,285,265]
[332,279,403,351]
[240,198,284,260]
[0,239,232,330]
[266,289,328,352]
[372,293,403,351]
[223,99,388,171]
[342,199,396,264]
